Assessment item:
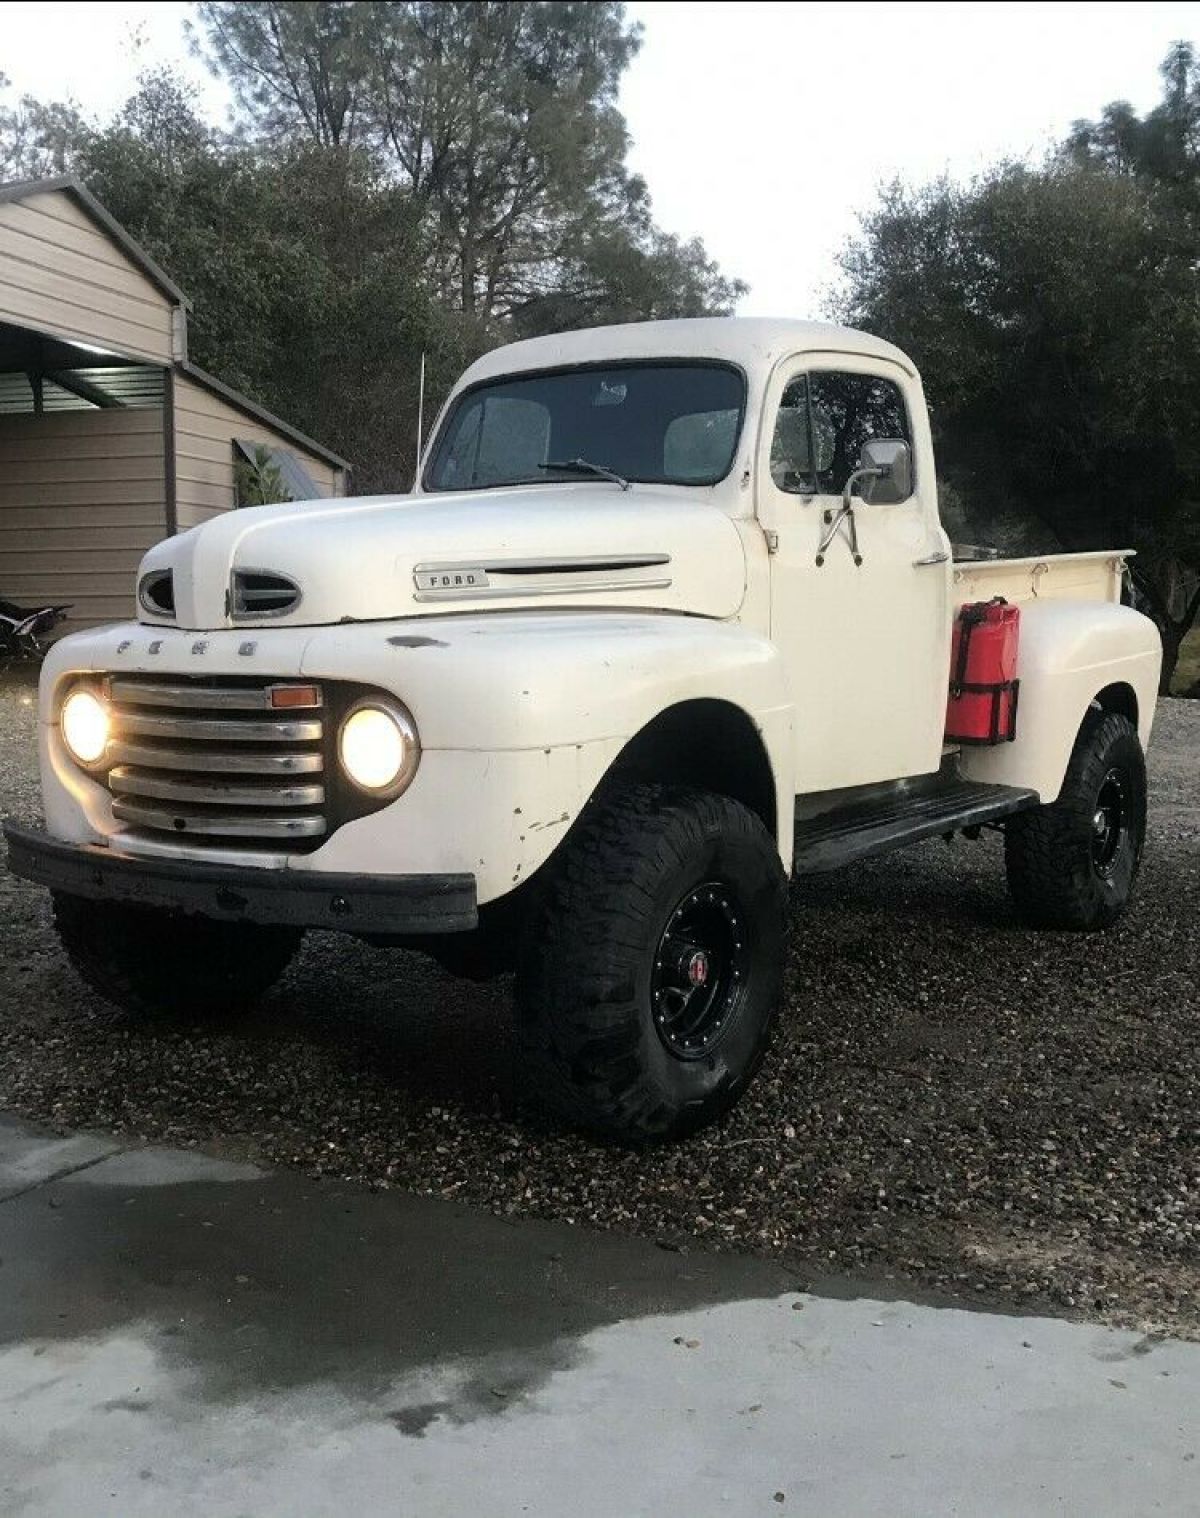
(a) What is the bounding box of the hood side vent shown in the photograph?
[138,569,175,619]
[231,570,301,619]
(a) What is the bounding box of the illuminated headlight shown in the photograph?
[60,686,111,767]
[338,698,420,797]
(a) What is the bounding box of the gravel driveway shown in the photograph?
[2,666,1197,1334]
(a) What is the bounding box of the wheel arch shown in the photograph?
[602,698,780,845]
[1093,680,1139,729]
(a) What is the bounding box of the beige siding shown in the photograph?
[0,191,175,363]
[0,410,165,631]
[174,373,343,529]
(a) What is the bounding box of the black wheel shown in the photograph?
[51,892,301,1021]
[1005,709,1147,931]
[516,784,787,1144]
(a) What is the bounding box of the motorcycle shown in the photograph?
[0,598,72,662]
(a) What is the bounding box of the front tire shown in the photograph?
[52,892,302,1021]
[1005,709,1147,931]
[516,785,787,1144]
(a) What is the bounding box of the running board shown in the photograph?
[792,781,1038,876]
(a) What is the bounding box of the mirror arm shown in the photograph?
[816,463,889,568]
[842,463,888,511]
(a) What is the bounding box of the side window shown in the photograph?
[808,372,911,496]
[769,377,815,494]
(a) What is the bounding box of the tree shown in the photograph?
[189,1,374,148]
[188,2,740,325]
[1066,41,1200,199]
[363,1,643,316]
[509,224,746,335]
[838,47,1200,691]
[0,72,87,180]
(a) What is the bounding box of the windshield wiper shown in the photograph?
[536,457,630,491]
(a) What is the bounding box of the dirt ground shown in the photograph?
[1,668,1197,1335]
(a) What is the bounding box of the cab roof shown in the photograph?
[461,318,917,386]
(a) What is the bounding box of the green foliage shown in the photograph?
[234,444,291,506]
[52,69,468,492]
[836,44,1200,687]
[188,1,741,324]
[0,71,87,180]
[189,1,374,148]
[1065,41,1200,200]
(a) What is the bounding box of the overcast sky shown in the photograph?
[2,1,1196,314]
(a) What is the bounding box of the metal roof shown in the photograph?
[0,365,164,413]
[180,361,352,471]
[0,175,193,309]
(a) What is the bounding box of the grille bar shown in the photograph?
[109,679,321,712]
[116,711,323,743]
[107,741,324,776]
[109,767,325,809]
[103,677,328,846]
[112,798,327,839]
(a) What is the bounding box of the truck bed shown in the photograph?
[951,549,1129,608]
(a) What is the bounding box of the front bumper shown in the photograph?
[2,823,478,936]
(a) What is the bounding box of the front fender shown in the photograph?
[298,612,796,892]
[35,615,794,906]
[957,602,1161,800]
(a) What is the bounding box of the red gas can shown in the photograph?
[945,598,1020,745]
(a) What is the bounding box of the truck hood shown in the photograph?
[139,484,747,629]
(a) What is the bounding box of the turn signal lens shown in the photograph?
[269,684,321,710]
[61,687,110,766]
[338,700,420,796]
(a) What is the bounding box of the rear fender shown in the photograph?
[957,602,1161,800]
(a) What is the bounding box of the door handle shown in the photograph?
[913,550,950,567]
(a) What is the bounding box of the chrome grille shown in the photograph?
[103,677,326,845]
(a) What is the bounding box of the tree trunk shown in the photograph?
[1158,585,1200,694]
[1135,564,1200,695]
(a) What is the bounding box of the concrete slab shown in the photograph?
[0,1114,120,1200]
[1,1115,1197,1517]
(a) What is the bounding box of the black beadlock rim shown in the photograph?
[1091,766,1128,877]
[651,880,750,1061]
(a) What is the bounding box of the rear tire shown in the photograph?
[51,892,301,1021]
[516,784,787,1144]
[1004,709,1146,931]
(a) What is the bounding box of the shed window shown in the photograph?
[233,439,319,507]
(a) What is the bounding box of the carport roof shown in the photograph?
[0,174,193,310]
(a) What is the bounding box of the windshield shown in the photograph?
[425,362,745,492]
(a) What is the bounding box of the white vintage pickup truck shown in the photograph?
[4,319,1162,1142]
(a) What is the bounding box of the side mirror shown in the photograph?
[858,438,912,504]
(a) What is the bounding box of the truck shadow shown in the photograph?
[0,1129,796,1415]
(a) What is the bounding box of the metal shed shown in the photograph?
[0,175,351,634]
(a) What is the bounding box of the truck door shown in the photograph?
[758,354,952,793]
